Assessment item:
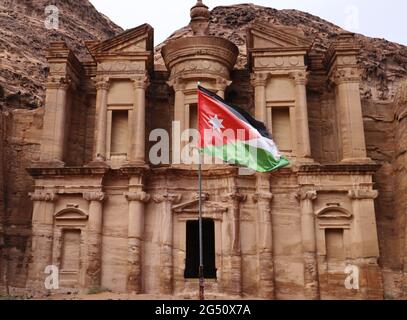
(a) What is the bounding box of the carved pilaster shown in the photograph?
[296,190,319,300]
[154,192,181,294]
[347,188,380,269]
[27,191,57,289]
[83,191,105,287]
[125,191,150,293]
[94,77,110,161]
[221,188,246,296]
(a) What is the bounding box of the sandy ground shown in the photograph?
[34,292,261,301]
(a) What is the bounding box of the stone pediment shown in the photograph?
[54,207,88,220]
[316,206,353,220]
[247,21,312,51]
[87,23,154,55]
[172,196,228,221]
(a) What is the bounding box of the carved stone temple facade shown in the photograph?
[26,1,383,299]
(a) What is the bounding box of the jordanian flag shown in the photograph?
[198,86,289,172]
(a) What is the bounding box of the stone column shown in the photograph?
[94,78,110,161]
[348,189,379,258]
[40,78,70,164]
[254,174,275,299]
[130,75,150,165]
[348,189,382,299]
[290,71,313,161]
[83,192,105,287]
[251,73,268,123]
[27,191,57,291]
[221,189,246,296]
[216,78,231,99]
[153,193,181,294]
[331,68,368,162]
[125,191,150,293]
[296,190,320,300]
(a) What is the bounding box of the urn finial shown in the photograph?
[190,0,210,36]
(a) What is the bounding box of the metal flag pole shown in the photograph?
[197,82,205,301]
[198,148,205,301]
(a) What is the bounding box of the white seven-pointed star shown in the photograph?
[208,114,225,132]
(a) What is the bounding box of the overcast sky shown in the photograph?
[89,0,406,46]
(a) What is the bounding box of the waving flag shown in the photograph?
[198,86,289,172]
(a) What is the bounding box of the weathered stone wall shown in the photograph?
[394,81,407,298]
[2,108,42,292]
[0,110,6,294]
[362,99,399,298]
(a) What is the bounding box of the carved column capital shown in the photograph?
[45,76,71,90]
[125,191,150,203]
[170,78,185,92]
[132,74,150,90]
[289,71,309,86]
[296,190,317,202]
[253,192,273,203]
[29,191,57,202]
[348,189,378,200]
[250,72,268,87]
[216,77,232,92]
[83,192,106,202]
[153,193,182,204]
[222,190,247,203]
[94,77,110,91]
[330,67,361,85]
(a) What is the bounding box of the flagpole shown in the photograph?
[198,149,204,301]
[197,82,205,301]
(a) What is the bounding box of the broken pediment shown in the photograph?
[87,23,154,56]
[316,206,353,220]
[172,198,228,221]
[54,208,88,220]
[247,21,313,51]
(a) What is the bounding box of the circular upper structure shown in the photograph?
[161,36,239,81]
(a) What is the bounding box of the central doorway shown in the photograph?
[184,219,217,279]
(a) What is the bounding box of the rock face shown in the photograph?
[0,0,122,109]
[0,0,121,294]
[156,4,407,101]
[0,1,407,299]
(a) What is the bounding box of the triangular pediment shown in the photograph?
[87,23,154,55]
[247,21,313,50]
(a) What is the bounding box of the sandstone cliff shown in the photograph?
[0,0,121,294]
[156,4,407,102]
[0,0,122,110]
[0,2,407,298]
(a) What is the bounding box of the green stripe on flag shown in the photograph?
[202,140,290,173]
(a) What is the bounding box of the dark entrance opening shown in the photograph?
[184,219,217,279]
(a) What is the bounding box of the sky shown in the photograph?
[89,0,407,46]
